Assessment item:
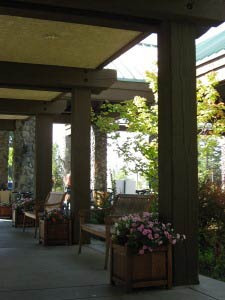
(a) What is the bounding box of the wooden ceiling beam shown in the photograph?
[0,1,223,25]
[0,62,117,92]
[0,119,16,131]
[0,2,158,32]
[0,98,67,115]
[92,81,154,103]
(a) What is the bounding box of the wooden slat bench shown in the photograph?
[78,194,153,269]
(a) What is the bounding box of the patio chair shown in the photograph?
[78,193,153,269]
[23,191,66,238]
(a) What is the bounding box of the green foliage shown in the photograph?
[52,144,64,191]
[8,146,13,181]
[92,72,225,191]
[93,96,159,191]
[198,136,222,184]
[199,181,225,281]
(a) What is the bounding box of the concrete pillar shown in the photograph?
[158,21,198,285]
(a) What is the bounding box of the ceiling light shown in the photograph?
[43,34,59,40]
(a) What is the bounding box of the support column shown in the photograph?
[93,125,107,191]
[13,118,35,194]
[71,88,91,244]
[35,115,53,203]
[0,131,9,188]
[158,21,198,285]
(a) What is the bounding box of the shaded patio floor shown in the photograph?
[0,218,224,300]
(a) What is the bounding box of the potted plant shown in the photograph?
[110,212,186,292]
[0,202,12,218]
[12,198,35,227]
[39,208,71,245]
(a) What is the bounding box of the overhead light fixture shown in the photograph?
[43,34,59,40]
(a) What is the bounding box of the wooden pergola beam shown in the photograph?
[92,81,153,102]
[0,62,117,92]
[0,2,158,32]
[0,119,16,131]
[0,98,67,115]
[0,1,223,25]
[52,114,71,124]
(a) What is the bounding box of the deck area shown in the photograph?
[0,218,224,300]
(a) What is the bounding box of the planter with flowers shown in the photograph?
[12,198,35,227]
[110,212,186,292]
[39,209,71,245]
[0,202,12,218]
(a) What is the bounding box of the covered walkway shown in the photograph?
[0,219,224,300]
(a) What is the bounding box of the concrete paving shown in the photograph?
[0,218,225,300]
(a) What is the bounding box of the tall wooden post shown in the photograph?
[35,114,53,202]
[0,131,9,187]
[158,21,198,285]
[71,88,91,244]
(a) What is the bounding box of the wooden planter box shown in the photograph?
[12,209,35,227]
[0,206,12,218]
[39,219,71,245]
[110,243,172,292]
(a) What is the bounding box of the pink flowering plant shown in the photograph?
[112,212,186,255]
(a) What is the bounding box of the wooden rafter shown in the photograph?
[0,0,223,25]
[0,61,117,92]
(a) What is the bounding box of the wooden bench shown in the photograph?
[78,194,153,269]
[23,191,66,238]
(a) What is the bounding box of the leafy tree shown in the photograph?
[52,144,65,191]
[8,132,14,182]
[197,73,225,184]
[92,72,225,191]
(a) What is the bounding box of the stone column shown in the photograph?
[13,118,35,194]
[0,131,9,187]
[93,125,107,191]
[158,21,198,285]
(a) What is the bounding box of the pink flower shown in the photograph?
[154,233,160,239]
[142,229,149,235]
[143,245,148,250]
[148,221,154,228]
[139,249,145,255]
[143,212,151,218]
[137,224,144,232]
[172,239,176,244]
[148,233,153,240]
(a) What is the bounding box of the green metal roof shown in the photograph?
[105,29,225,81]
[196,29,225,61]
